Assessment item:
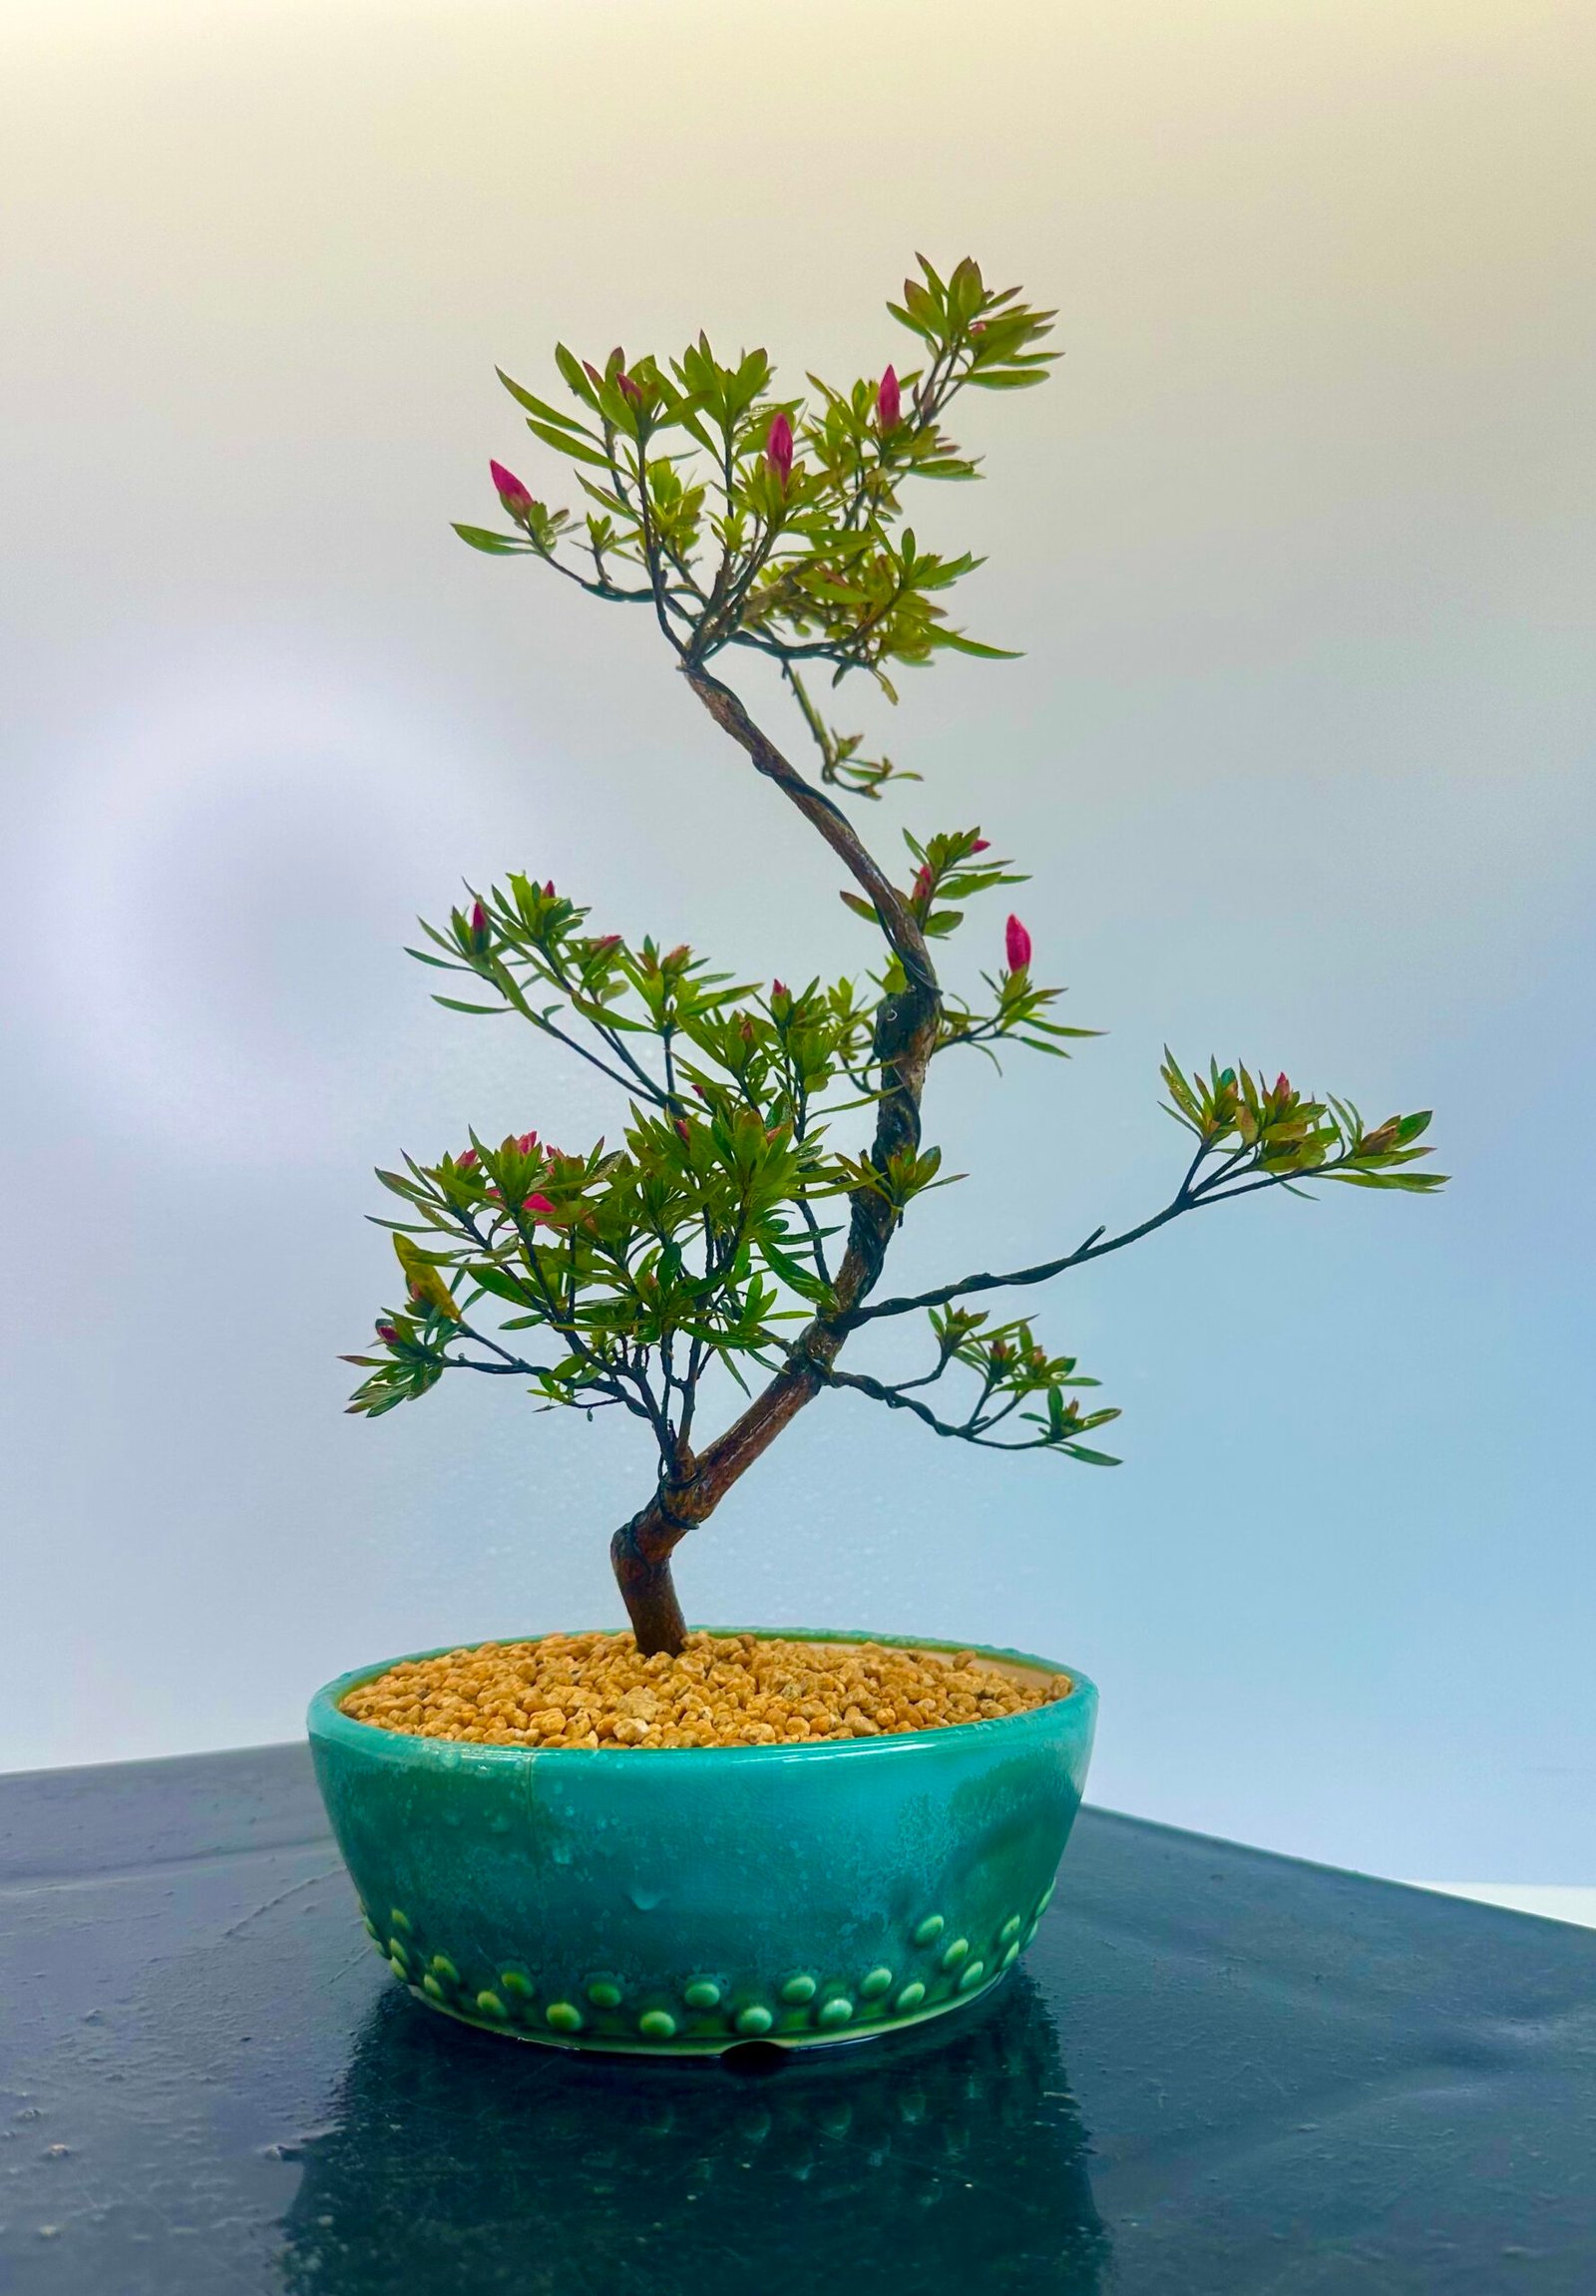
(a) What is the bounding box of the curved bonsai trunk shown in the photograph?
[606,668,942,1659]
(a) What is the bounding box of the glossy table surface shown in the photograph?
[2,1744,1592,2293]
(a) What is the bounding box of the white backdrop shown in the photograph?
[2,0,1593,1886]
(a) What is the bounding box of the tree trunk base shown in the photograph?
[610,1521,688,1657]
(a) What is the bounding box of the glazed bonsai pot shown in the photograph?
[308,1627,1097,2056]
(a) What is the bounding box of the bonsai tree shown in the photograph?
[344,255,1443,1657]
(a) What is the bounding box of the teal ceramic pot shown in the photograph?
[308,1627,1096,2057]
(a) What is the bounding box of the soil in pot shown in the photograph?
[339,1629,1073,1749]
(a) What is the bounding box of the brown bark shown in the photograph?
[606,665,941,1654]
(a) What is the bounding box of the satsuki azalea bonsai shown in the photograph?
[342,253,1443,1658]
[308,255,1441,2055]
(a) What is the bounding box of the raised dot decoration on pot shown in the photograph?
[895,1980,927,2014]
[682,1979,722,2011]
[545,2001,584,2034]
[422,1974,446,2003]
[734,2004,774,2037]
[816,1997,854,2031]
[1000,1915,1022,1945]
[860,1966,895,2000]
[430,1954,460,1985]
[957,1960,987,1993]
[1000,1942,1020,1970]
[586,1978,623,2010]
[940,1936,970,1971]
[779,1973,817,2005]
[913,1914,945,1947]
[501,1969,535,2002]
[638,2010,677,2041]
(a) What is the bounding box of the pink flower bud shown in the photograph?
[663,945,690,968]
[592,933,621,953]
[771,978,789,999]
[913,863,933,902]
[1005,914,1032,972]
[583,359,603,388]
[615,371,643,408]
[490,460,533,510]
[766,411,794,485]
[516,1130,539,1154]
[376,1324,400,1344]
[524,1193,555,1217]
[673,1118,691,1145]
[543,879,556,897]
[1274,1072,1291,1100]
[470,900,489,937]
[971,836,991,853]
[877,365,902,431]
[457,1147,478,1168]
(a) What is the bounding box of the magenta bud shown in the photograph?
[913,863,933,901]
[490,460,534,509]
[1275,1072,1291,1100]
[516,1130,539,1154]
[674,1117,691,1145]
[524,1192,555,1217]
[877,365,902,430]
[615,371,643,408]
[543,879,556,897]
[771,978,789,999]
[457,1147,478,1168]
[376,1324,400,1344]
[593,933,621,953]
[766,411,794,485]
[470,900,489,937]
[971,835,991,853]
[1005,914,1032,972]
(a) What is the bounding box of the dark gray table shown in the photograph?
[1,1745,1592,2292]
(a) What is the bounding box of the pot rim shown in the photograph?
[308,1624,1096,1769]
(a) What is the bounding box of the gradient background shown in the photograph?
[2,0,1591,1887]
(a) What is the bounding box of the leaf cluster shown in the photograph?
[1159,1057,1444,1194]
[455,253,1056,794]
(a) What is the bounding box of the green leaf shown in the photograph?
[467,1263,538,1306]
[453,524,534,556]
[965,368,1052,390]
[522,414,610,467]
[554,342,601,409]
[496,369,593,433]
[933,629,1021,659]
